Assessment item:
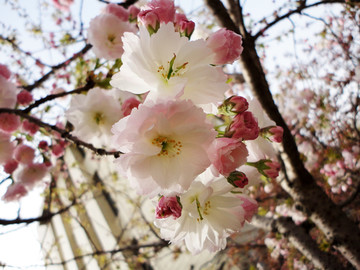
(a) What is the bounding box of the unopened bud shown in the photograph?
[227,171,249,188]
[246,159,281,180]
[155,196,182,219]
[178,20,195,38]
[219,95,249,116]
[260,125,283,143]
[138,10,160,34]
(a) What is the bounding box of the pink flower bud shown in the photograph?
[227,111,260,140]
[178,20,195,38]
[155,196,182,219]
[207,28,243,65]
[227,171,249,188]
[105,3,129,22]
[2,183,28,202]
[4,159,18,174]
[22,119,39,135]
[121,97,141,117]
[17,91,33,106]
[138,10,160,33]
[14,144,35,164]
[220,95,249,115]
[264,160,281,179]
[147,0,175,23]
[247,159,281,180]
[0,113,21,133]
[208,137,248,177]
[174,12,187,24]
[0,64,11,79]
[268,126,283,143]
[38,140,49,150]
[128,5,140,21]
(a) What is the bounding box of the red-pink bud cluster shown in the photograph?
[17,91,33,106]
[155,196,182,219]
[226,111,260,141]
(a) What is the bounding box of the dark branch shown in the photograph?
[23,79,95,113]
[97,0,139,8]
[253,0,347,40]
[41,242,168,267]
[0,199,77,225]
[0,108,122,157]
[22,44,92,92]
[252,215,350,270]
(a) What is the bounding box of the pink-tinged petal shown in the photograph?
[112,99,215,196]
[206,28,243,65]
[14,144,35,164]
[87,13,137,60]
[2,183,28,202]
[207,137,248,177]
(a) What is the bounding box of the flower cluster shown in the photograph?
[0,0,283,255]
[0,66,50,201]
[93,0,283,254]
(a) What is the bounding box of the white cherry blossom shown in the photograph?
[110,23,229,110]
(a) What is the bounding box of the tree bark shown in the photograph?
[252,215,349,270]
[204,0,360,268]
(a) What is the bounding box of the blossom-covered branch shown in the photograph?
[0,108,122,157]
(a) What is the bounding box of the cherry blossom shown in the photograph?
[155,196,182,219]
[105,3,129,22]
[66,87,124,148]
[17,90,33,106]
[15,163,48,188]
[226,111,260,140]
[2,183,28,202]
[3,159,18,174]
[139,0,175,27]
[111,99,216,196]
[154,175,257,254]
[207,137,248,177]
[14,144,35,165]
[87,13,137,60]
[110,23,229,110]
[0,64,11,79]
[0,113,21,133]
[206,28,243,65]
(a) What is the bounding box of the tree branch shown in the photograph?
[22,44,92,92]
[252,215,349,270]
[0,108,122,157]
[0,199,77,225]
[253,0,347,40]
[204,0,360,268]
[23,79,95,113]
[97,0,139,8]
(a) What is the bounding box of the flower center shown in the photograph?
[157,54,188,81]
[152,135,182,158]
[93,112,105,125]
[192,196,211,222]
[107,34,116,44]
